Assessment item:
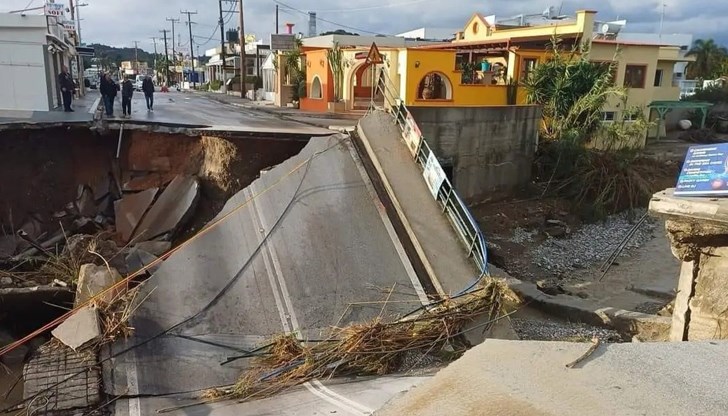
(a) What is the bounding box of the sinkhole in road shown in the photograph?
[0,126,310,400]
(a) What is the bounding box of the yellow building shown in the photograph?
[294,9,693,130]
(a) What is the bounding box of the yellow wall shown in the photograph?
[401,49,511,106]
[458,10,596,43]
[590,43,661,118]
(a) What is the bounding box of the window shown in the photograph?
[624,65,647,88]
[520,58,538,81]
[623,111,641,122]
[602,112,615,122]
[472,22,479,34]
[654,69,663,87]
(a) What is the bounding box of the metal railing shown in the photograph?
[368,68,490,278]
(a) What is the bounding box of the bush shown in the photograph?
[209,79,222,91]
[683,84,728,104]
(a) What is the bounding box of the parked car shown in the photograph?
[134,75,145,91]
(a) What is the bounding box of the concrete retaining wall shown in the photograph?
[409,105,540,203]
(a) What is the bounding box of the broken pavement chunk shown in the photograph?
[51,306,101,351]
[75,185,97,218]
[125,247,161,275]
[133,241,171,256]
[76,263,123,306]
[114,187,159,243]
[132,175,200,241]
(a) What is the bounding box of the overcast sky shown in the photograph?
[3,0,727,53]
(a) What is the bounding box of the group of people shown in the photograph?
[58,66,157,118]
[98,73,155,118]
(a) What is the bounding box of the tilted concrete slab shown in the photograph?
[114,187,158,242]
[131,175,200,241]
[376,339,728,416]
[105,134,427,396]
[357,111,479,296]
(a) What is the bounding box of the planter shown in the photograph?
[328,101,346,113]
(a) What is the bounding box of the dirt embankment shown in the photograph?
[0,128,306,238]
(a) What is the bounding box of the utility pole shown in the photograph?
[133,40,140,72]
[166,17,180,85]
[181,10,198,87]
[659,3,666,39]
[239,0,245,97]
[160,29,170,85]
[150,37,158,79]
[275,4,279,34]
[219,0,227,81]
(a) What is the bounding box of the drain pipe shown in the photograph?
[116,123,124,158]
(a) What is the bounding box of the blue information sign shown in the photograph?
[675,143,728,196]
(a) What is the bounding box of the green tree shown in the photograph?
[522,40,624,142]
[282,38,306,101]
[686,38,728,80]
[326,41,345,101]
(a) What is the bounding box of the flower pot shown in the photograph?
[327,101,346,113]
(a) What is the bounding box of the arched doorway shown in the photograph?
[350,63,385,110]
[310,76,323,99]
[416,72,453,100]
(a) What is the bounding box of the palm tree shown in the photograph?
[686,39,728,80]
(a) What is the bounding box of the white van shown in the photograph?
[134,75,145,91]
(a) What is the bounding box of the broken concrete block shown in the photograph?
[51,306,101,351]
[114,187,159,243]
[134,241,171,256]
[75,185,97,218]
[75,263,123,307]
[132,175,200,241]
[126,248,161,275]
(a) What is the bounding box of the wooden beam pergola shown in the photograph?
[648,100,714,140]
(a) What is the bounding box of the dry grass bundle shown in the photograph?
[222,278,514,403]
[95,285,153,346]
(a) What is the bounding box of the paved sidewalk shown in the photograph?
[0,91,100,126]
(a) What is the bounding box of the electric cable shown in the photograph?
[0,137,344,414]
[272,0,388,35]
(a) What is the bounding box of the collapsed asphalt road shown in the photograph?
[106,134,429,414]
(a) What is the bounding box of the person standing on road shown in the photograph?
[100,73,118,117]
[142,75,155,111]
[121,75,134,118]
[58,65,75,112]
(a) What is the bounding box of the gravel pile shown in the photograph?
[530,209,657,276]
[511,318,623,342]
[510,227,538,244]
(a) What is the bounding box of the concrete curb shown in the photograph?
[197,92,361,121]
[504,276,672,340]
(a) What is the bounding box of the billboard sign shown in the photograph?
[45,2,65,16]
[675,143,728,196]
[423,153,447,198]
[270,34,295,51]
[402,112,422,156]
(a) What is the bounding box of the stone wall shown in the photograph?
[409,105,541,203]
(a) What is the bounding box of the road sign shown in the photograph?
[271,34,296,51]
[76,46,95,57]
[366,43,383,64]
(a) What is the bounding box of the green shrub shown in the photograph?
[210,79,222,91]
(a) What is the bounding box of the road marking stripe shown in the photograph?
[311,380,373,414]
[126,350,142,416]
[89,97,101,114]
[304,382,368,416]
[250,167,372,415]
[345,136,430,305]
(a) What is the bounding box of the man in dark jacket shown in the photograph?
[121,75,134,118]
[58,66,75,112]
[100,73,118,117]
[142,76,155,111]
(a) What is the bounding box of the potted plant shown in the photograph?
[326,42,347,112]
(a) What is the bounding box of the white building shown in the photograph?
[396,28,459,41]
[0,13,76,111]
[205,40,271,87]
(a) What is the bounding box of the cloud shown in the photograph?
[2,0,726,52]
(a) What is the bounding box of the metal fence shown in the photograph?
[368,68,490,277]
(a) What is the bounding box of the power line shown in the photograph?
[272,0,388,35]
[314,0,439,13]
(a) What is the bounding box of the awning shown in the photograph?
[46,33,76,56]
[648,100,714,139]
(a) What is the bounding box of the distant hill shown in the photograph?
[86,43,156,68]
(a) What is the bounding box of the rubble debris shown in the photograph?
[51,305,101,350]
[132,175,200,241]
[75,263,123,306]
[125,247,160,275]
[133,240,171,256]
[205,279,515,404]
[531,209,656,276]
[0,276,12,286]
[0,235,18,259]
[74,184,97,218]
[114,187,159,242]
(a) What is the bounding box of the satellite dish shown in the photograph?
[543,6,556,19]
